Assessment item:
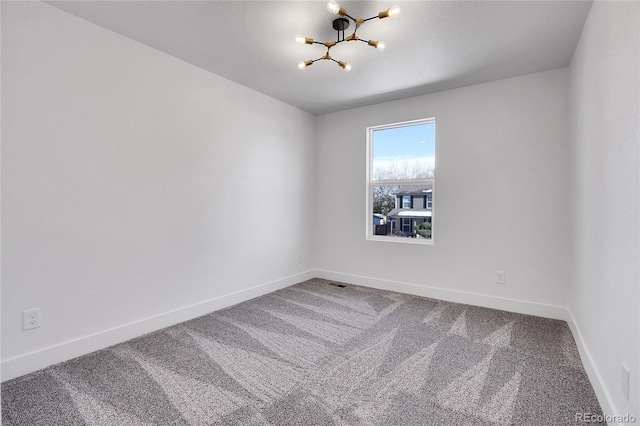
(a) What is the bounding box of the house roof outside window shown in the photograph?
[393,185,432,195]
[387,208,432,218]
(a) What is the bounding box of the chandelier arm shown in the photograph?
[343,12,356,21]
[305,57,323,65]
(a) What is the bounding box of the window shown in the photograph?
[366,118,435,242]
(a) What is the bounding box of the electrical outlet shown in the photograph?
[297,253,304,264]
[23,308,41,331]
[621,363,630,400]
[496,271,505,284]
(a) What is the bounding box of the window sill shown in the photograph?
[366,235,434,245]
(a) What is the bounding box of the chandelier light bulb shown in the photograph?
[368,40,385,50]
[327,0,340,14]
[338,61,352,71]
[296,36,314,45]
[378,4,400,19]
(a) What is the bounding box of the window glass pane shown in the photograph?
[372,184,433,239]
[372,122,435,181]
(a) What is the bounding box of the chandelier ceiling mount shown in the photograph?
[333,17,350,31]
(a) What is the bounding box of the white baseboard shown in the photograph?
[565,308,620,425]
[316,269,619,425]
[315,269,568,319]
[1,270,315,382]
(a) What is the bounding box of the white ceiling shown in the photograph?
[46,0,593,115]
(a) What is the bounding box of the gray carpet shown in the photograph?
[2,279,604,425]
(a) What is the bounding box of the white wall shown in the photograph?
[4,6,637,421]
[569,0,639,419]
[315,69,571,310]
[1,1,316,379]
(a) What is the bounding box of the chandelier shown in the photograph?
[296,0,400,71]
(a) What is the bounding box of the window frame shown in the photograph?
[365,117,436,244]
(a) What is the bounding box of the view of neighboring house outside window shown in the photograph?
[366,118,435,243]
